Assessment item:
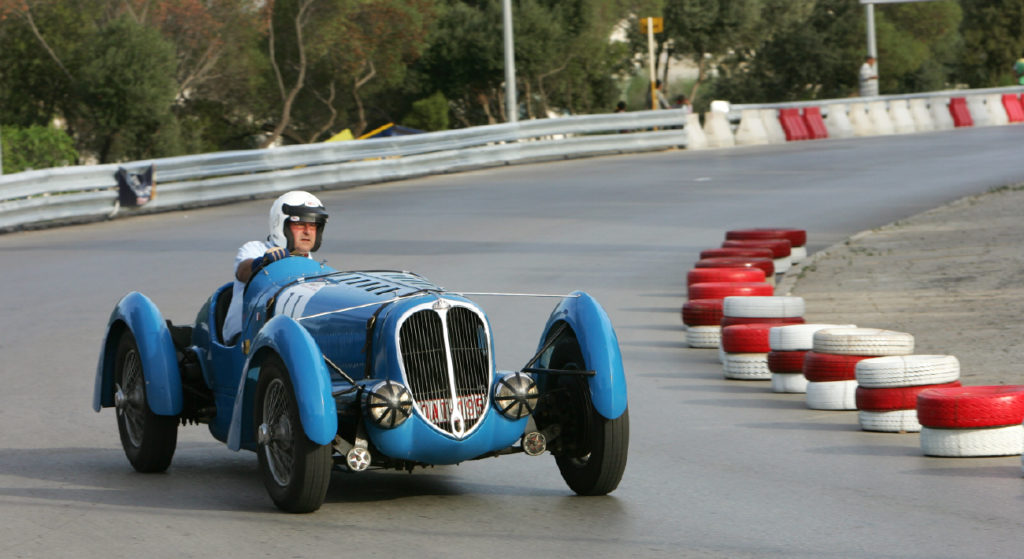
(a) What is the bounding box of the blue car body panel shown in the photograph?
[537,291,628,420]
[93,291,182,415]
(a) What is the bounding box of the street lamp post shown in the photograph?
[502,0,517,123]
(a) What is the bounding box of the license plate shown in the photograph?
[418,394,486,423]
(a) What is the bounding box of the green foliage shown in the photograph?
[403,92,450,131]
[957,0,1024,87]
[1,125,79,173]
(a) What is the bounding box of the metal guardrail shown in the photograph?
[0,110,686,232]
[3,84,1023,232]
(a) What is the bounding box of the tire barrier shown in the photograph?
[695,257,776,282]
[767,323,856,394]
[688,281,774,300]
[682,298,724,327]
[917,386,1024,457]
[721,323,776,354]
[722,295,805,319]
[811,327,915,356]
[855,381,962,433]
[854,355,961,387]
[723,352,773,380]
[804,328,914,410]
[722,239,792,274]
[686,325,721,349]
[686,267,767,287]
[724,228,807,262]
[699,247,775,261]
[718,296,807,380]
[721,315,804,328]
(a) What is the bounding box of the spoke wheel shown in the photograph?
[548,336,629,496]
[114,330,178,473]
[255,356,332,513]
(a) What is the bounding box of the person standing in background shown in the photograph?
[859,55,879,97]
[1014,50,1024,85]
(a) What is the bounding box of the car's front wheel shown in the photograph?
[114,329,178,473]
[549,340,629,496]
[255,356,332,513]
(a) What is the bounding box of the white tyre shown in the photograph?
[855,355,961,388]
[858,409,922,433]
[769,323,857,351]
[812,328,914,356]
[723,295,805,318]
[722,353,771,380]
[920,425,1024,457]
[687,325,720,348]
[771,373,808,393]
[806,380,858,410]
[772,257,791,274]
[790,245,807,262]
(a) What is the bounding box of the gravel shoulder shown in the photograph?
[778,185,1024,386]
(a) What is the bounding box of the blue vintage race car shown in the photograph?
[93,257,629,512]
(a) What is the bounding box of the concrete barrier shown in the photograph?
[985,94,1009,125]
[966,95,991,126]
[908,98,935,132]
[760,109,787,143]
[824,104,854,139]
[734,109,769,145]
[686,113,709,149]
[930,97,955,130]
[868,101,896,135]
[703,111,736,148]
[889,100,917,134]
[849,103,874,136]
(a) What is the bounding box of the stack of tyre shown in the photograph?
[853,355,961,432]
[916,385,1024,457]
[724,227,808,270]
[803,328,915,410]
[767,324,855,393]
[718,296,805,380]
[683,268,771,349]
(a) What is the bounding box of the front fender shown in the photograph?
[93,292,182,416]
[227,315,337,451]
[538,291,627,420]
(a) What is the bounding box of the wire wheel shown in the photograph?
[113,330,177,473]
[255,356,332,513]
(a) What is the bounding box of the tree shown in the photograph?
[1,124,78,173]
[957,0,1024,87]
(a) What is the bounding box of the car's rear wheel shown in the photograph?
[548,339,629,496]
[114,329,178,473]
[255,356,332,513]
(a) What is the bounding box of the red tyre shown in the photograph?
[856,381,961,412]
[916,385,1024,428]
[687,281,773,300]
[767,350,808,374]
[721,316,805,328]
[687,267,766,286]
[699,247,774,260]
[721,324,775,353]
[682,299,723,327]
[725,228,807,248]
[722,239,792,258]
[695,257,775,277]
[803,351,878,382]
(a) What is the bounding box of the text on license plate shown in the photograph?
[418,394,486,423]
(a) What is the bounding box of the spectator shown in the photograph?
[646,79,671,110]
[1015,50,1024,85]
[615,101,627,113]
[673,95,692,115]
[859,55,878,97]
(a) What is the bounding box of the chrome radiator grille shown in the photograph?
[399,304,490,437]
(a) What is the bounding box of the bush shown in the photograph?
[402,91,450,131]
[1,125,79,173]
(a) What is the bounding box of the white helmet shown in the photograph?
[268,191,328,252]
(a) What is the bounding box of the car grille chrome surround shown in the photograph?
[398,299,491,439]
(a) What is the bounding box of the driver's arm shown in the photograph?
[237,246,289,282]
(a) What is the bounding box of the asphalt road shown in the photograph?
[3,126,1024,558]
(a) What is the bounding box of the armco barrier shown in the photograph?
[4,85,1023,232]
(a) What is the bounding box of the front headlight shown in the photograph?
[364,380,412,429]
[493,372,538,419]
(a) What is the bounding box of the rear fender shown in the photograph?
[536,291,627,420]
[226,315,337,451]
[93,292,182,416]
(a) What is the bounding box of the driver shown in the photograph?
[223,190,329,342]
